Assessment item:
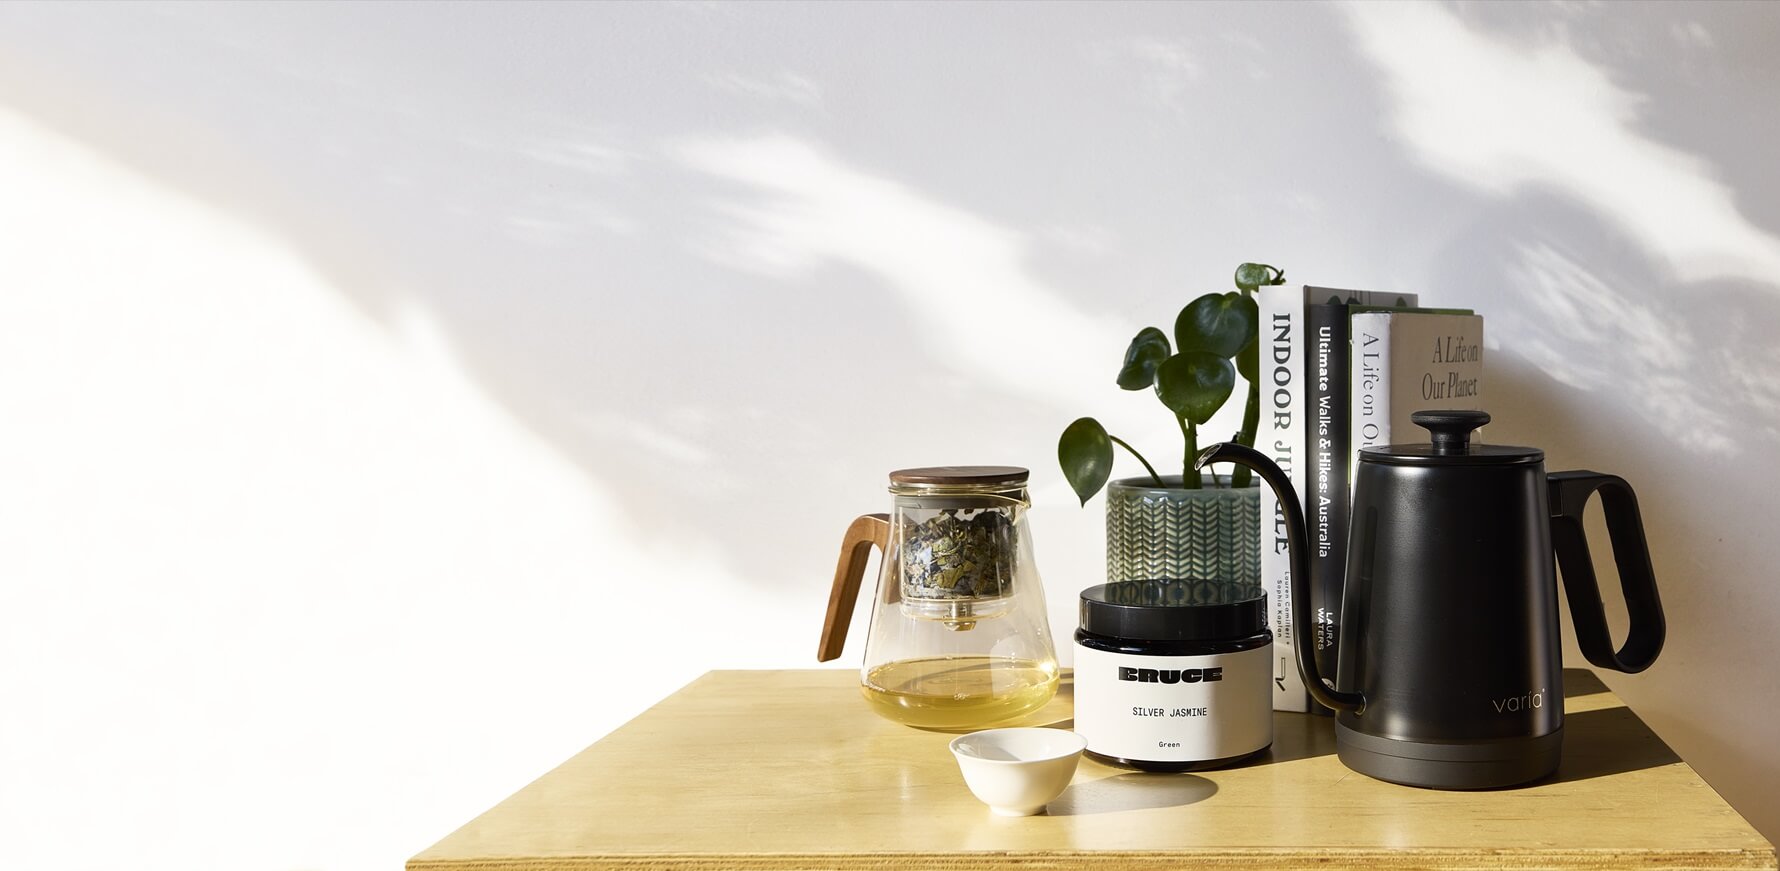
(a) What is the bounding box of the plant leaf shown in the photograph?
[1058,417,1115,505]
[1233,262,1284,293]
[1155,352,1236,425]
[1175,291,1258,358]
[1236,333,1259,383]
[1115,327,1172,390]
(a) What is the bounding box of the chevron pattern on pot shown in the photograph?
[1105,479,1261,586]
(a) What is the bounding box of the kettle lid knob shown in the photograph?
[1412,410,1491,456]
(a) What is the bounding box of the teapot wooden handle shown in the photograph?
[817,514,890,662]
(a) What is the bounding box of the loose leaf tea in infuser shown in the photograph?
[899,509,1016,601]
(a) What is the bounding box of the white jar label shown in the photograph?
[1073,642,1272,764]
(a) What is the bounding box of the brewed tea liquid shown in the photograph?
[862,656,1058,730]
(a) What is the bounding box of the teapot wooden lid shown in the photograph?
[888,466,1029,485]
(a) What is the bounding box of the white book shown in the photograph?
[1256,283,1311,713]
[1350,311,1485,460]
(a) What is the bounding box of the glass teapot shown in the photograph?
[817,466,1059,729]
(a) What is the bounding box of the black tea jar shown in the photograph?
[1074,579,1272,771]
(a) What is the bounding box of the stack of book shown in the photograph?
[1257,285,1484,712]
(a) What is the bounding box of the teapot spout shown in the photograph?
[1195,442,1365,715]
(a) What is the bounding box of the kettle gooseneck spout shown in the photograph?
[1195,442,1366,716]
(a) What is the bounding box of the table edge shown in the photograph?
[409,845,1780,871]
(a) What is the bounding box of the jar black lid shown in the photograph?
[1079,580,1267,642]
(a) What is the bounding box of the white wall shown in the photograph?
[1,3,1776,868]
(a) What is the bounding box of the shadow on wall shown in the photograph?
[1338,0,1780,836]
[1440,194,1780,828]
[0,0,1431,612]
[4,0,1774,595]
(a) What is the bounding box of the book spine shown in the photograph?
[1351,313,1393,457]
[1304,301,1349,703]
[1257,284,1309,713]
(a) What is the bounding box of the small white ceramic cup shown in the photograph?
[948,727,1087,816]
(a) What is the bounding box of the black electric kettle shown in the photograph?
[1200,410,1664,789]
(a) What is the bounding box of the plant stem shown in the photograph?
[1108,435,1164,487]
[1178,416,1202,489]
[1233,383,1259,489]
[1234,288,1259,489]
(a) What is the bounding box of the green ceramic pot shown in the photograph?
[1105,476,1261,585]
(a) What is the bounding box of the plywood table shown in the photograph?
[409,669,1775,870]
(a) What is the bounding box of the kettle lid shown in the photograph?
[1361,410,1543,467]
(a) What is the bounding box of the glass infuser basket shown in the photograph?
[817,466,1059,730]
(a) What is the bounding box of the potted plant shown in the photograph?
[1058,262,1285,584]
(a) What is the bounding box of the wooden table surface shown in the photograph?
[409,668,1775,870]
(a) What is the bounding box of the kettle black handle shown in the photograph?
[1548,471,1665,673]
